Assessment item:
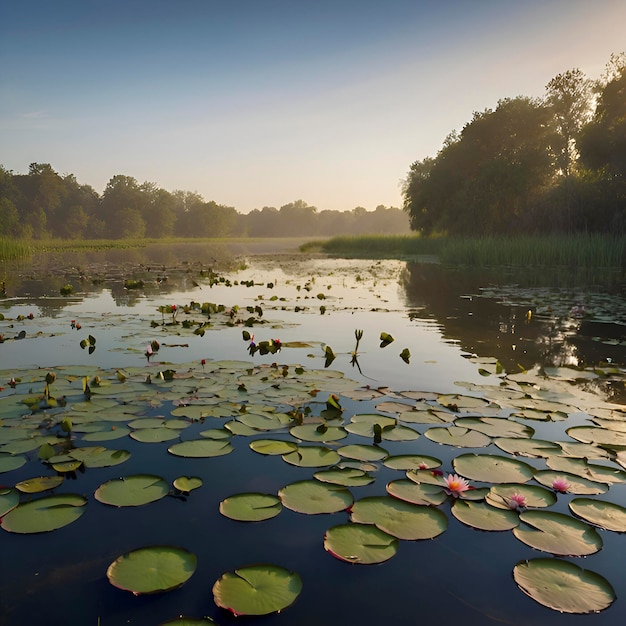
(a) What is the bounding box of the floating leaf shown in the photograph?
[69,447,131,468]
[451,500,519,531]
[494,437,560,458]
[173,476,203,493]
[107,546,197,595]
[282,445,340,468]
[1,494,87,533]
[337,444,388,462]
[314,467,375,487]
[15,475,64,494]
[455,417,533,439]
[0,488,19,517]
[399,348,410,363]
[219,493,283,522]
[95,475,170,507]
[533,470,608,495]
[513,559,615,614]
[130,427,181,443]
[383,454,441,471]
[212,564,302,616]
[278,480,353,515]
[289,424,347,442]
[379,332,394,348]
[386,479,446,506]
[249,439,298,456]
[545,456,626,485]
[452,453,534,484]
[324,523,398,564]
[513,510,603,556]
[350,495,447,540]
[168,439,234,458]
[424,426,490,448]
[569,498,626,532]
[0,453,27,474]
[486,483,556,510]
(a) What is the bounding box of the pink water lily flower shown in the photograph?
[508,493,527,510]
[444,474,471,497]
[552,477,570,493]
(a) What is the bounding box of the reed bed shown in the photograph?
[0,238,33,261]
[312,233,625,268]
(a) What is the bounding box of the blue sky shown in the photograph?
[1,0,625,212]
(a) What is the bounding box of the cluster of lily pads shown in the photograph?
[0,350,625,620]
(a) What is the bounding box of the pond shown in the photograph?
[1,241,625,626]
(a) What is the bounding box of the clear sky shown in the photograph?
[1,0,624,213]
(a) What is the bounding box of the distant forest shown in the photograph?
[402,53,626,235]
[0,165,409,240]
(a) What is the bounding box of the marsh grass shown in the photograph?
[309,233,625,268]
[0,238,33,261]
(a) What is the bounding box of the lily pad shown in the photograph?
[0,487,19,517]
[453,453,535,484]
[1,494,87,533]
[486,483,556,510]
[289,424,347,442]
[386,479,446,506]
[219,493,283,522]
[513,559,615,613]
[0,453,27,474]
[278,480,353,515]
[212,564,302,616]
[513,510,603,556]
[168,439,234,458]
[350,495,447,540]
[533,470,608,495]
[173,476,203,493]
[454,416,533,439]
[314,467,375,487]
[337,444,388,462]
[15,475,64,493]
[451,500,519,531]
[324,523,398,564]
[569,498,626,532]
[95,475,170,507]
[130,427,181,443]
[68,446,131,468]
[494,437,560,458]
[107,545,197,595]
[249,439,298,456]
[424,426,490,448]
[282,445,340,468]
[383,454,441,471]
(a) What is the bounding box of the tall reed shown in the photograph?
[0,238,33,261]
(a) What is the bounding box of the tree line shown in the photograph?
[402,53,626,235]
[0,167,409,240]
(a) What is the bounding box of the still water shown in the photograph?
[0,241,624,625]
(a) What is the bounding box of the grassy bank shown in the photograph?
[0,238,34,261]
[304,233,626,268]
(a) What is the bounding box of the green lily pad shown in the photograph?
[173,476,203,493]
[494,437,560,458]
[566,425,626,448]
[0,487,19,517]
[424,426,490,448]
[350,495,448,540]
[513,510,603,556]
[289,424,347,442]
[451,500,519,531]
[313,467,375,487]
[386,479,446,506]
[249,439,298,456]
[219,493,283,522]
[282,445,340,468]
[15,475,64,493]
[82,426,131,442]
[545,456,626,485]
[1,494,87,533]
[454,416,533,439]
[130,427,181,443]
[0,453,27,474]
[337,444,388,462]
[212,564,302,616]
[95,475,170,507]
[486,483,556,510]
[278,480,353,514]
[569,498,626,532]
[513,559,615,614]
[452,453,535,484]
[168,439,234,458]
[324,523,398,564]
[533,470,608,495]
[107,545,197,595]
[68,446,131,468]
[383,455,441,471]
